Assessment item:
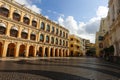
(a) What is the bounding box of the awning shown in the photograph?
[14,10,21,15]
[11,26,18,31]
[22,29,28,33]
[1,4,10,10]
[0,23,6,28]
[24,14,30,19]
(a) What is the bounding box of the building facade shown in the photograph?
[0,0,69,58]
[69,35,82,56]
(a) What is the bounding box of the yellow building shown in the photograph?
[0,0,69,58]
[69,35,82,56]
[95,18,109,57]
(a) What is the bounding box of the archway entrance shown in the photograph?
[29,46,34,57]
[38,47,42,57]
[7,43,15,57]
[50,48,54,57]
[59,49,62,57]
[19,45,26,57]
[0,42,2,57]
[55,49,58,57]
[45,48,48,57]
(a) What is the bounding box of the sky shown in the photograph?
[15,0,108,43]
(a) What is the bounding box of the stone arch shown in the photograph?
[7,43,16,57]
[55,48,58,57]
[19,44,26,57]
[45,47,48,57]
[59,49,62,57]
[29,46,34,57]
[38,47,43,57]
[50,48,54,57]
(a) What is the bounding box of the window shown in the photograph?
[51,37,54,44]
[56,38,58,45]
[56,28,58,35]
[71,45,73,47]
[66,33,68,38]
[0,6,9,17]
[32,20,37,27]
[46,36,49,43]
[10,28,18,37]
[41,22,45,30]
[23,16,30,25]
[40,34,44,42]
[60,30,62,36]
[66,41,68,47]
[0,25,6,35]
[21,32,28,39]
[30,34,36,40]
[63,40,65,46]
[71,38,73,41]
[52,26,54,33]
[60,39,62,45]
[63,32,65,37]
[46,24,50,32]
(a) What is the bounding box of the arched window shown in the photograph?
[46,24,50,32]
[13,10,21,21]
[23,14,30,25]
[63,32,65,37]
[63,40,65,46]
[46,35,49,43]
[60,30,62,37]
[56,38,58,45]
[66,33,68,38]
[0,5,9,17]
[32,19,37,27]
[60,39,62,45]
[51,37,54,44]
[66,41,68,47]
[21,29,28,39]
[0,23,6,35]
[10,27,18,37]
[52,26,54,33]
[30,32,36,40]
[56,28,58,35]
[41,22,45,30]
[40,34,44,42]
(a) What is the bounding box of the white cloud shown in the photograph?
[15,0,41,13]
[58,6,108,43]
[45,16,49,19]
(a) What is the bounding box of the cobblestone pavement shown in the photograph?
[0,57,120,80]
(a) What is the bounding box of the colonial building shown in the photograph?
[108,0,120,58]
[0,0,69,58]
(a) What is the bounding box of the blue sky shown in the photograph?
[39,0,108,22]
[15,0,108,43]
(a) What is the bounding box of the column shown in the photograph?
[2,42,9,57]
[33,46,37,57]
[25,45,29,57]
[18,27,22,38]
[52,48,55,57]
[28,29,31,40]
[9,7,13,19]
[57,49,59,57]
[61,49,63,57]
[47,47,51,57]
[6,23,11,36]
[14,43,20,57]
